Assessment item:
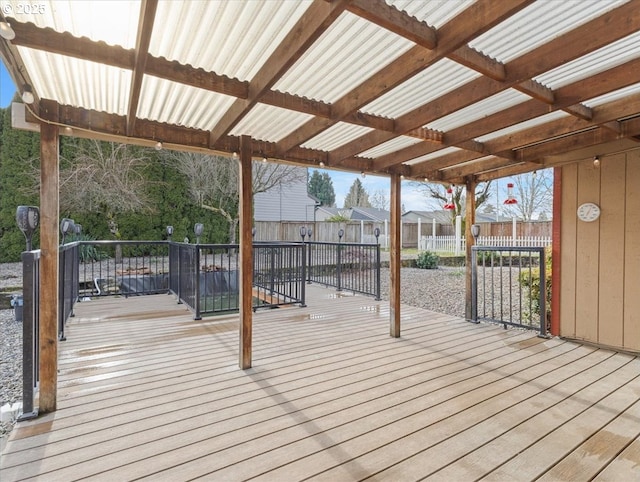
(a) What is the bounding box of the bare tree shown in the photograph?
[25,140,154,240]
[502,170,553,221]
[370,189,389,211]
[162,152,305,243]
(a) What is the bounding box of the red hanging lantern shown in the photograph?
[443,186,455,210]
[504,182,517,205]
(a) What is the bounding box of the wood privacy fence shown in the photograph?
[253,221,552,249]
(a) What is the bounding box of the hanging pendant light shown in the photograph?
[504,183,518,205]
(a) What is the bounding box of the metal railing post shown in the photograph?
[58,247,66,341]
[471,247,478,323]
[336,241,342,291]
[300,243,307,307]
[194,245,201,320]
[375,243,381,300]
[19,251,38,421]
[538,248,547,337]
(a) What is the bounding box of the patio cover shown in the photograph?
[0,0,639,182]
[2,0,640,411]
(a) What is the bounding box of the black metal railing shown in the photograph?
[170,242,307,318]
[76,240,170,298]
[58,242,80,341]
[254,242,306,309]
[20,250,40,421]
[306,241,381,299]
[471,246,547,336]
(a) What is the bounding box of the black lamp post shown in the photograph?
[194,223,204,244]
[16,205,39,251]
[338,228,344,241]
[166,225,174,241]
[299,226,307,242]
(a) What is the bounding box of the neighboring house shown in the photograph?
[349,207,390,222]
[314,206,346,221]
[403,210,511,224]
[253,166,320,222]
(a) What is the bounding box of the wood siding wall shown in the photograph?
[560,149,640,353]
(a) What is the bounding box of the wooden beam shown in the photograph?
[331,1,640,165]
[209,0,349,147]
[464,176,477,321]
[127,0,158,136]
[347,0,437,49]
[238,135,253,369]
[448,45,506,81]
[389,172,401,338]
[278,0,532,154]
[38,107,60,413]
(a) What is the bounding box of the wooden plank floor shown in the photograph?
[1,286,639,481]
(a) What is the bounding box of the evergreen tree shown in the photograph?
[307,170,336,207]
[343,178,371,208]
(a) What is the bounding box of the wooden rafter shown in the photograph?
[276,0,532,156]
[332,1,640,165]
[126,0,157,136]
[207,0,350,147]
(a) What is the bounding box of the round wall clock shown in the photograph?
[577,202,600,222]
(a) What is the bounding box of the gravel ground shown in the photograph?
[0,258,526,440]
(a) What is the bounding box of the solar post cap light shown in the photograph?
[374,227,381,244]
[166,225,173,241]
[16,205,39,251]
[60,218,75,245]
[194,223,204,244]
[471,224,481,242]
[299,226,307,241]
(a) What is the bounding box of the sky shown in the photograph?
[0,59,435,211]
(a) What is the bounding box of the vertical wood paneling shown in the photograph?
[574,161,601,342]
[560,163,578,337]
[624,150,640,351]
[551,167,562,336]
[598,154,626,347]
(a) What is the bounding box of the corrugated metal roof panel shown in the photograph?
[583,83,640,108]
[361,58,481,119]
[230,104,314,143]
[273,11,413,103]
[469,0,629,63]
[475,111,570,143]
[4,0,140,48]
[403,147,462,165]
[388,0,476,28]
[534,32,640,89]
[302,122,373,152]
[149,1,310,81]
[426,89,530,132]
[137,75,236,130]
[17,47,130,114]
[359,136,422,158]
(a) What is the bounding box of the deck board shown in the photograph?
[1,286,639,481]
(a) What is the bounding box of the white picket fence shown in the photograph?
[420,235,551,255]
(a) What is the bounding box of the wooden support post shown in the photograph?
[465,176,477,321]
[389,172,401,337]
[238,135,253,369]
[39,121,59,412]
[551,167,561,336]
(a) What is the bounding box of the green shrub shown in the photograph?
[518,246,552,327]
[68,234,110,263]
[416,251,439,269]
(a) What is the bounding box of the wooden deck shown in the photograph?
[1,286,639,481]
